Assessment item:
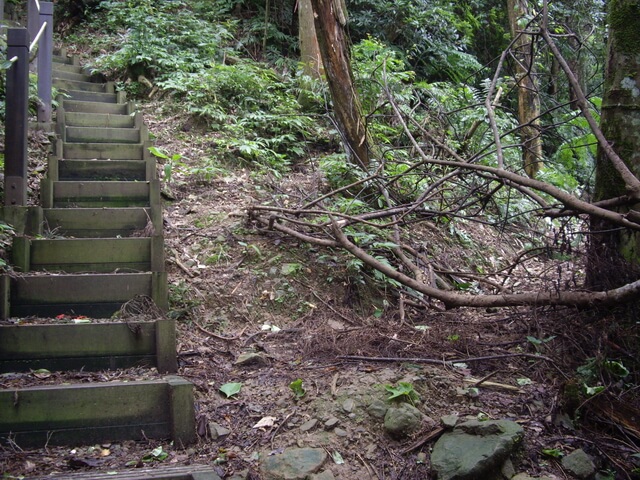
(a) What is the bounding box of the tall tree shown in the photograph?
[586,0,640,292]
[310,0,371,167]
[298,0,322,78]
[507,0,544,178]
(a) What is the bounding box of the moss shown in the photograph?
[608,0,640,54]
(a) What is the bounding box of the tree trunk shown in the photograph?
[507,0,543,178]
[586,0,640,293]
[298,0,322,79]
[310,0,370,168]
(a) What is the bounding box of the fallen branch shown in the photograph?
[338,352,554,365]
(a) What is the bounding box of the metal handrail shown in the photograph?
[28,20,46,52]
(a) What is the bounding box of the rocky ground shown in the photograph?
[0,99,639,479]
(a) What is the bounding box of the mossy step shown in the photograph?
[65,126,142,144]
[63,100,129,115]
[58,159,147,181]
[0,375,195,448]
[65,111,135,128]
[13,236,163,273]
[52,69,91,83]
[48,181,152,208]
[3,271,168,318]
[43,207,153,238]
[52,59,85,73]
[63,142,143,160]
[65,90,118,103]
[0,318,177,373]
[30,465,221,480]
[54,78,107,93]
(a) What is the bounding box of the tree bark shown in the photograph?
[586,0,640,293]
[310,0,370,167]
[507,0,543,178]
[298,0,322,79]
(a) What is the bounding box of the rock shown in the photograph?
[501,458,516,479]
[342,398,356,412]
[324,417,340,430]
[261,447,328,480]
[208,422,231,439]
[227,470,248,480]
[334,427,348,437]
[384,403,422,438]
[235,352,267,367]
[300,419,318,432]
[561,449,596,479]
[512,475,558,480]
[367,399,388,419]
[441,414,459,429]
[430,419,524,480]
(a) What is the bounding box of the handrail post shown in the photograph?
[37,2,53,124]
[5,28,30,207]
[0,1,5,22]
[28,0,38,45]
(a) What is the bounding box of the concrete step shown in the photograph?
[58,159,147,181]
[64,111,135,128]
[54,77,107,93]
[62,99,129,115]
[5,271,167,317]
[51,61,84,74]
[63,142,144,160]
[43,207,154,238]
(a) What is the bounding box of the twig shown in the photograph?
[338,352,554,365]
[271,409,296,449]
[194,322,247,341]
[400,426,445,454]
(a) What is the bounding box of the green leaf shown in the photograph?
[331,451,345,464]
[603,360,629,378]
[542,448,564,458]
[289,378,306,398]
[385,382,419,403]
[148,146,170,160]
[583,384,605,396]
[219,382,243,398]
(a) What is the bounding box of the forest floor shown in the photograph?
[1,100,639,480]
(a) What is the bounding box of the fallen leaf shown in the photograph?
[253,416,277,429]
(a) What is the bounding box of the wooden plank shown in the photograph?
[65,111,135,128]
[62,100,128,115]
[63,142,143,160]
[9,302,129,319]
[54,78,106,93]
[167,376,196,446]
[0,322,157,359]
[0,354,157,373]
[0,275,9,320]
[29,238,151,271]
[52,181,150,208]
[66,90,117,103]
[66,126,141,144]
[11,235,30,272]
[10,272,152,304]
[0,377,195,447]
[30,464,221,480]
[43,207,150,237]
[155,318,177,373]
[59,159,146,181]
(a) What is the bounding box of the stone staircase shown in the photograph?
[0,51,198,453]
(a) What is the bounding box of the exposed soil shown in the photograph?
[1,99,639,480]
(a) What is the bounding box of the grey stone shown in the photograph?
[227,470,248,480]
[342,398,356,412]
[384,403,422,438]
[324,417,340,430]
[501,458,516,479]
[431,419,524,480]
[208,422,231,439]
[441,414,459,429]
[367,399,388,419]
[235,352,267,366]
[261,447,328,480]
[561,449,596,479]
[334,427,348,437]
[300,418,318,432]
